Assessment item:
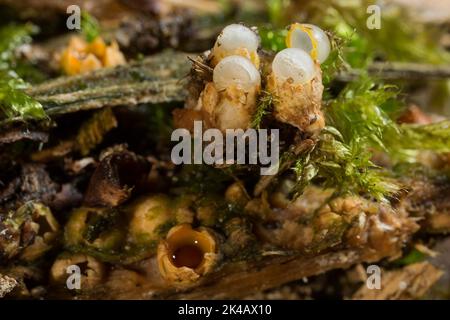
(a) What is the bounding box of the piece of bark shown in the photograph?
[0,51,191,127]
[352,262,443,300]
[80,246,411,300]
[83,149,150,207]
[0,129,48,145]
[0,164,59,209]
[72,195,418,299]
[3,54,448,129]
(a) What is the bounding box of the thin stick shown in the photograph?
[338,62,450,81]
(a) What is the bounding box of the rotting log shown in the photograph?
[72,197,418,300]
[81,244,411,300]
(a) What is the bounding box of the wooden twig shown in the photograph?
[338,62,450,81]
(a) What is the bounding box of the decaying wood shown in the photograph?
[83,243,410,300]
[46,172,450,300]
[0,51,192,127]
[29,51,191,113]
[170,249,402,300]
[72,192,418,300]
[352,262,443,300]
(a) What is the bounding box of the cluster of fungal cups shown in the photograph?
[50,195,221,289]
[193,22,331,135]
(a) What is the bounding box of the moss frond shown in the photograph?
[320,32,347,87]
[251,90,275,129]
[291,127,400,201]
[80,11,100,43]
[0,24,46,120]
[385,121,450,162]
[325,75,402,151]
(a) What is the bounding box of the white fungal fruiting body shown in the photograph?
[271,48,315,84]
[210,24,260,68]
[213,55,261,91]
[286,23,331,64]
[196,55,261,131]
[267,48,325,136]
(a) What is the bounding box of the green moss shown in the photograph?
[291,76,401,200]
[0,24,46,120]
[325,76,402,152]
[393,248,427,267]
[251,90,275,129]
[386,121,450,162]
[80,11,100,43]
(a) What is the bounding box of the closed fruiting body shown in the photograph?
[286,23,331,64]
[209,24,260,68]
[64,207,124,251]
[180,23,330,135]
[197,55,261,131]
[157,224,219,286]
[180,24,262,131]
[267,48,325,135]
[267,23,331,136]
